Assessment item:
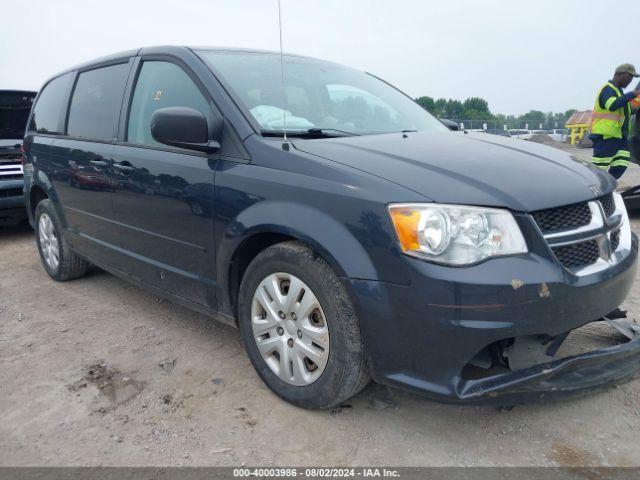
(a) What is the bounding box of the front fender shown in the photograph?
[218,200,380,278]
[216,199,411,313]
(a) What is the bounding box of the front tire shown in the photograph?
[35,199,90,281]
[238,241,370,409]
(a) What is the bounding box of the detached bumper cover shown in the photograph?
[392,333,640,405]
[346,232,639,405]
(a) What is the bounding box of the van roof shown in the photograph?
[41,46,339,91]
[58,46,333,75]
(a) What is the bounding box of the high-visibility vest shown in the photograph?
[591,82,632,139]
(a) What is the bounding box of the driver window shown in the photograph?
[127,61,211,147]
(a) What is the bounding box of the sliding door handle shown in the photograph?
[113,162,134,172]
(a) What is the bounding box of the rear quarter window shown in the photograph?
[29,73,74,135]
[67,63,130,141]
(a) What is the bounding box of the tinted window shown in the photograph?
[127,61,210,147]
[29,73,73,134]
[67,63,130,141]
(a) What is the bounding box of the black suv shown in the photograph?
[1,90,36,226]
[23,47,640,408]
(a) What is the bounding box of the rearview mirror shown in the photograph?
[150,107,220,154]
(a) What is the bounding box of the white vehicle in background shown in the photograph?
[532,129,547,136]
[547,128,568,142]
[508,129,533,140]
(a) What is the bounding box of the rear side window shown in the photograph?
[29,73,73,134]
[67,63,130,141]
[127,61,210,147]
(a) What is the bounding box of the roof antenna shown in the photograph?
[277,0,290,151]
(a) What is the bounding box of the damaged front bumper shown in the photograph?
[454,318,640,404]
[381,319,640,406]
[345,224,639,405]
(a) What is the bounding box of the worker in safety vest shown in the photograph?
[590,64,640,179]
[631,80,640,164]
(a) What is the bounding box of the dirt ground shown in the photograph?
[2,142,640,467]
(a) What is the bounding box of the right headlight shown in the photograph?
[388,203,528,265]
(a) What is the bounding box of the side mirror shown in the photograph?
[151,107,220,154]
[440,119,460,131]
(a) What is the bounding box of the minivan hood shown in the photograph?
[292,131,615,211]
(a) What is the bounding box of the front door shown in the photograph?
[109,60,217,307]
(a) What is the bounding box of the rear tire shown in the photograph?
[35,199,90,281]
[238,241,370,409]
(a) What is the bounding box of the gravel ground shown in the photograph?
[2,141,640,467]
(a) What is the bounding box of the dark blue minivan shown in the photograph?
[23,47,640,408]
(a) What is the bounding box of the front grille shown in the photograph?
[533,202,591,233]
[552,240,600,269]
[611,229,620,252]
[0,188,22,198]
[599,193,615,218]
[0,153,21,161]
[532,193,617,236]
[535,193,622,272]
[0,174,22,181]
[0,162,23,181]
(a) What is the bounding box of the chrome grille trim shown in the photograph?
[0,163,23,180]
[535,193,632,276]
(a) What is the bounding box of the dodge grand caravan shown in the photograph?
[23,47,640,408]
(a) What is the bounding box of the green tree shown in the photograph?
[413,92,579,130]
[518,110,546,129]
[415,96,435,113]
[447,99,465,119]
[435,98,448,117]
[463,97,491,116]
[465,109,489,121]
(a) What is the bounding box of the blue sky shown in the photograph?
[1,0,638,115]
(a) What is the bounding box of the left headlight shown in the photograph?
[388,203,528,265]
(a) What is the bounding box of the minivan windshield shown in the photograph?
[0,91,36,140]
[196,50,447,137]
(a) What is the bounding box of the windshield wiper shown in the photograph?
[261,128,359,138]
[306,128,360,137]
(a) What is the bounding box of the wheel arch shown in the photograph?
[218,201,381,319]
[29,184,49,219]
[27,170,68,229]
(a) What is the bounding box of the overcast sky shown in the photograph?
[2,0,638,116]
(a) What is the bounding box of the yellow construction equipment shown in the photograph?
[565,111,592,145]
